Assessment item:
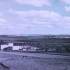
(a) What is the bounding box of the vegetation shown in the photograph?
[0,35,70,53]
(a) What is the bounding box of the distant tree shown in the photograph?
[64,45,70,52]
[0,40,4,44]
[0,40,5,50]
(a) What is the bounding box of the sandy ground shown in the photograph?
[0,51,70,70]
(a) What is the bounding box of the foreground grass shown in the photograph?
[0,52,70,70]
[0,56,70,70]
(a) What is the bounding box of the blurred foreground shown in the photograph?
[0,51,70,70]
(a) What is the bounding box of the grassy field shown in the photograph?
[0,51,70,70]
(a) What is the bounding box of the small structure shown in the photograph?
[19,45,39,51]
[23,45,31,50]
[1,43,13,50]
[31,47,39,51]
[19,45,31,51]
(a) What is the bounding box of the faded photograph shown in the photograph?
[0,0,70,70]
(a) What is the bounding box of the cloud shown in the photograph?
[0,18,15,29]
[15,0,52,7]
[8,9,70,29]
[61,0,70,4]
[0,12,2,16]
[0,2,3,5]
[8,9,61,19]
[65,6,70,11]
[8,9,62,28]
[0,18,7,23]
[0,0,9,6]
[64,17,70,21]
[0,18,12,29]
[0,23,12,28]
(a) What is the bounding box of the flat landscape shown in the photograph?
[0,35,70,70]
[0,51,70,70]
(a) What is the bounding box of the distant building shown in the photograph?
[19,45,31,51]
[3,47,13,52]
[1,43,13,50]
[31,47,39,51]
[19,45,39,51]
[1,43,21,50]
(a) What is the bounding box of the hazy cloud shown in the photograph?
[0,18,7,23]
[65,6,70,11]
[0,12,2,16]
[15,0,52,7]
[7,9,70,29]
[8,9,63,28]
[61,0,70,4]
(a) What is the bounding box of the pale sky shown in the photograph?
[0,0,70,35]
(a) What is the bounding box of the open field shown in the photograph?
[0,51,70,70]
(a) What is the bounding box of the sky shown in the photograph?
[0,0,70,35]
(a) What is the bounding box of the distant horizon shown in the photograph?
[0,34,70,36]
